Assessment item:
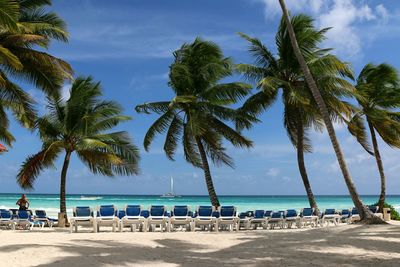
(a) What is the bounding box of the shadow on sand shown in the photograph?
[3,225,400,266]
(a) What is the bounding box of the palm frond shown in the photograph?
[17,142,62,189]
[0,0,19,30]
[347,114,373,155]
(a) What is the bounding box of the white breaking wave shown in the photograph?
[77,196,103,200]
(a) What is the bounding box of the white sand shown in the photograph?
[1,223,400,266]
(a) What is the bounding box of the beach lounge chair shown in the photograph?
[265,210,272,218]
[0,209,15,230]
[285,209,300,228]
[34,210,57,227]
[169,205,192,232]
[368,205,383,219]
[15,210,40,230]
[193,206,218,232]
[349,208,360,223]
[340,209,351,223]
[268,211,285,229]
[238,211,253,230]
[70,206,97,233]
[250,210,267,229]
[321,209,340,226]
[148,205,168,232]
[120,205,146,232]
[96,205,119,232]
[300,208,319,227]
[218,206,239,231]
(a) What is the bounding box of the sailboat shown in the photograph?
[160,177,181,198]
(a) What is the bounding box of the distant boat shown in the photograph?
[160,177,181,198]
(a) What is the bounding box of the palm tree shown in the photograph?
[17,77,140,226]
[278,0,379,222]
[136,38,255,207]
[347,63,400,212]
[237,15,355,215]
[0,0,72,146]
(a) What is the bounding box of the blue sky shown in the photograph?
[1,0,400,196]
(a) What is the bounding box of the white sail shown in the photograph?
[160,176,180,198]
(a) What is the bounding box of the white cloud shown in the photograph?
[266,167,280,177]
[129,72,168,91]
[61,83,72,101]
[255,0,391,59]
[376,4,389,23]
[256,0,323,17]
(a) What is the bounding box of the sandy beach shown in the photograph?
[1,223,400,267]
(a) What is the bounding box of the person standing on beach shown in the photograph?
[16,194,30,210]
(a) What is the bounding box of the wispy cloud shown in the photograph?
[266,167,280,177]
[129,72,168,91]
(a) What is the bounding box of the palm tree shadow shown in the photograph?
[3,225,400,266]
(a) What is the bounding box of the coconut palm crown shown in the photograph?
[136,38,255,207]
[0,0,72,146]
[348,63,400,211]
[16,76,140,223]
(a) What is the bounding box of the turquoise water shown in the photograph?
[1,193,399,218]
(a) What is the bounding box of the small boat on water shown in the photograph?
[160,177,181,198]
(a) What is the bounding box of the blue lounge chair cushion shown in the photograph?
[117,210,126,219]
[35,210,47,218]
[351,208,359,215]
[212,211,220,218]
[0,210,12,219]
[265,210,272,217]
[341,209,350,215]
[126,206,141,216]
[238,212,246,219]
[271,211,283,219]
[368,206,378,213]
[286,209,297,218]
[75,207,91,217]
[198,206,213,217]
[99,206,115,217]
[325,209,336,215]
[220,206,235,217]
[254,210,265,219]
[173,206,188,217]
[301,208,314,217]
[150,206,165,216]
[140,210,149,218]
[17,210,30,220]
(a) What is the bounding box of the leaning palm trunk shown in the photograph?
[296,119,320,215]
[195,137,221,208]
[278,0,380,222]
[59,150,71,227]
[367,120,386,212]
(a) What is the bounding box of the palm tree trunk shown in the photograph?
[367,119,386,212]
[296,117,320,215]
[59,150,71,227]
[278,0,379,222]
[195,137,221,208]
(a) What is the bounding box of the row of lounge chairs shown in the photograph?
[1,205,382,232]
[70,205,233,233]
[239,206,383,229]
[69,205,383,233]
[0,209,56,230]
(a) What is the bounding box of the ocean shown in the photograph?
[1,193,399,218]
